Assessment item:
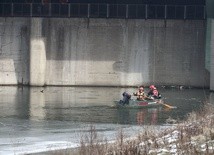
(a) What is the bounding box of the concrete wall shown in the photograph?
[206,0,214,91]
[0,17,208,87]
[30,18,46,86]
[210,19,214,91]
[207,0,214,18]
[0,18,30,85]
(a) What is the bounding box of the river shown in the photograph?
[0,86,213,154]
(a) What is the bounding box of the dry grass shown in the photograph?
[79,125,108,155]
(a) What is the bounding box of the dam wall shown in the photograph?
[0,18,30,85]
[207,0,214,91]
[0,17,208,87]
[210,19,214,91]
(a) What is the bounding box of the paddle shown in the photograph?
[159,102,175,108]
[144,96,176,109]
[157,100,176,109]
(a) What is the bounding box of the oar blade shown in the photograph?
[162,103,177,109]
[157,100,177,109]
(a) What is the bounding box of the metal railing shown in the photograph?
[0,3,206,20]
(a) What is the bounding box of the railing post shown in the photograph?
[107,4,109,18]
[195,5,196,19]
[78,4,80,17]
[145,4,148,19]
[117,4,118,18]
[68,3,70,17]
[11,3,13,16]
[30,3,32,17]
[126,4,128,19]
[184,5,186,20]
[164,5,167,19]
[88,4,90,18]
[49,3,51,17]
[98,4,100,17]
[203,5,206,19]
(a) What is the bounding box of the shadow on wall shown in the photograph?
[0,18,30,85]
[0,17,208,86]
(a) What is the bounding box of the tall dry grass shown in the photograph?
[79,125,108,155]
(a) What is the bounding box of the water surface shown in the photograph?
[0,86,212,154]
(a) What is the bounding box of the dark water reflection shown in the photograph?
[0,86,214,154]
[0,86,212,125]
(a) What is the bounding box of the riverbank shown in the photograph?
[50,103,214,155]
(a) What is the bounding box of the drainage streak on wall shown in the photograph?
[0,17,208,87]
[210,19,214,91]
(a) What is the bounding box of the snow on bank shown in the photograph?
[0,141,79,155]
[137,113,214,154]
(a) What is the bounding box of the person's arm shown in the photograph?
[147,90,152,96]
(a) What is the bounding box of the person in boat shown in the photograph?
[147,85,161,99]
[120,91,131,105]
[133,86,146,100]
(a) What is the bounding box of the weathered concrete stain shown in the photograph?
[0,18,208,88]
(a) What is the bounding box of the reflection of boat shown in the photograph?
[137,108,158,125]
[114,99,163,108]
